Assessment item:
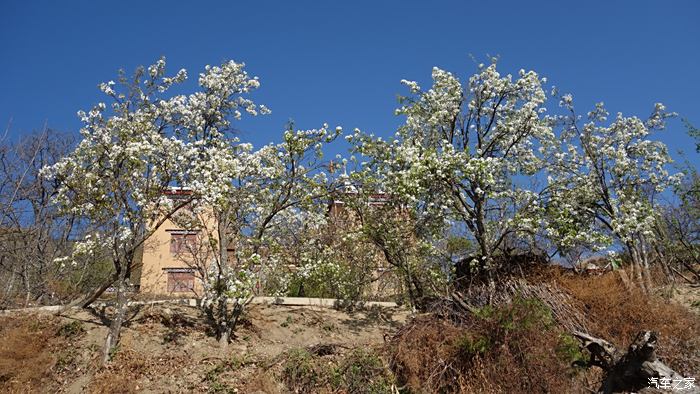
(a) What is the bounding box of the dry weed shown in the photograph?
[557,271,700,376]
[0,314,65,392]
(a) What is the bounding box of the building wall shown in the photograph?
[135,206,217,297]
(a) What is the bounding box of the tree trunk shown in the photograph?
[215,212,234,347]
[680,260,700,282]
[640,240,653,292]
[102,271,128,365]
[217,297,231,347]
[573,330,698,394]
[653,244,674,283]
[629,244,648,294]
[218,331,230,347]
[2,270,16,306]
[22,267,31,307]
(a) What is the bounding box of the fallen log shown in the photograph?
[573,330,698,393]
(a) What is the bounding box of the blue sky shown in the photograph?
[1,0,699,166]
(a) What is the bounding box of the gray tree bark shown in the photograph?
[573,330,698,394]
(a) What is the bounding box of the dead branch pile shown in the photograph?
[434,278,589,333]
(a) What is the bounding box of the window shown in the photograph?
[166,269,195,292]
[169,232,198,254]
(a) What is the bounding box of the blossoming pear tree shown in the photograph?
[329,160,449,309]
[546,95,681,291]
[174,122,340,345]
[350,61,555,283]
[42,57,269,363]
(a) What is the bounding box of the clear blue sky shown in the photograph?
[1,0,699,166]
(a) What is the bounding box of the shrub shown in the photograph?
[57,320,85,339]
[556,333,587,369]
[281,346,394,393]
[282,348,326,392]
[332,349,393,394]
[388,298,587,393]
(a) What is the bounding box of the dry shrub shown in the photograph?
[556,271,700,376]
[281,346,394,394]
[387,316,463,390]
[88,348,146,394]
[334,348,394,393]
[455,277,590,333]
[0,314,64,392]
[393,267,700,392]
[281,347,334,393]
[388,298,588,393]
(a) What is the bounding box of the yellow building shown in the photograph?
[132,188,217,296]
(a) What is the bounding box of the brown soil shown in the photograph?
[0,304,408,393]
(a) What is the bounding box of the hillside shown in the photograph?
[1,270,699,393]
[0,303,408,393]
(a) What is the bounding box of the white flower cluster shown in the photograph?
[54,233,103,270]
[351,61,553,261]
[545,97,679,254]
[351,61,680,267]
[201,261,257,306]
[42,57,273,271]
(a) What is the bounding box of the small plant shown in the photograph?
[453,334,491,356]
[163,326,187,345]
[57,320,85,339]
[472,304,494,319]
[556,333,587,368]
[489,297,555,333]
[280,315,294,328]
[54,349,79,371]
[228,353,252,370]
[334,349,393,394]
[282,348,324,392]
[108,343,120,361]
[204,363,235,394]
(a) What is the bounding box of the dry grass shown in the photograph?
[88,346,194,393]
[0,314,64,392]
[555,270,700,376]
[0,304,407,393]
[387,316,463,390]
[387,266,700,393]
[280,345,394,394]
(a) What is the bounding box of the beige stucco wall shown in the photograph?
[136,208,217,297]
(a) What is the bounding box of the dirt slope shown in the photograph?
[0,303,409,393]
